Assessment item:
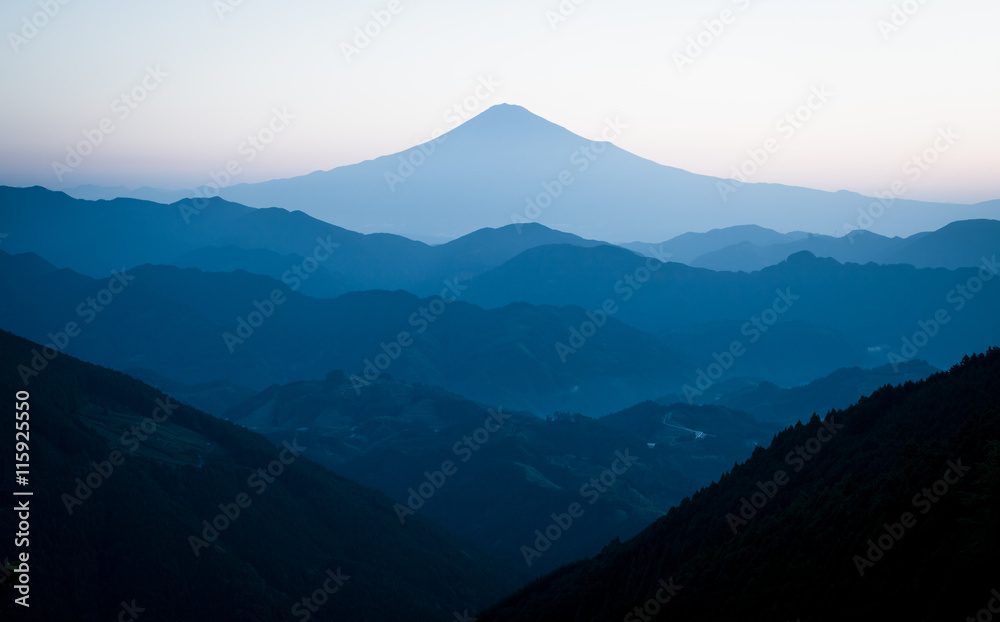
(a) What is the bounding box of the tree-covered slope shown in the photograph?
[482,348,1000,621]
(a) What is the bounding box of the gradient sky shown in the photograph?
[1,0,998,203]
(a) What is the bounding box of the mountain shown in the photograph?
[0,330,517,621]
[427,222,607,279]
[693,359,940,424]
[0,251,690,416]
[463,244,1000,374]
[884,219,1000,269]
[622,225,812,265]
[688,229,912,272]
[0,185,604,296]
[684,220,1000,272]
[62,183,195,204]
[61,104,999,242]
[481,348,1000,621]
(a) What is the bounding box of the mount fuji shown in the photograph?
[65,104,997,242]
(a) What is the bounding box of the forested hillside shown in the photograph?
[483,348,1000,621]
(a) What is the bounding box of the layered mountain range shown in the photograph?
[2,103,998,621]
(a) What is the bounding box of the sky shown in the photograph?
[1,0,998,204]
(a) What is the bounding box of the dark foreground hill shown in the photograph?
[0,330,517,621]
[481,348,1000,621]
